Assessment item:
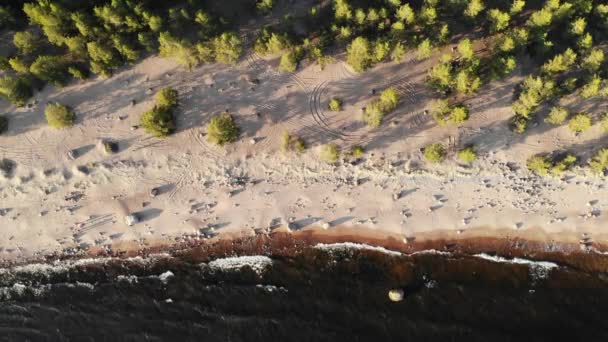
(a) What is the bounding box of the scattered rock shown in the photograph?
[67,149,78,160]
[0,159,16,178]
[388,289,404,302]
[150,187,160,198]
[125,214,140,226]
[100,140,119,154]
[75,165,89,175]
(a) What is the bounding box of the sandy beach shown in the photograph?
[1,47,607,263]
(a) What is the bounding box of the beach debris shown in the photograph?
[388,289,405,302]
[130,125,138,130]
[125,213,140,226]
[0,159,16,178]
[249,138,257,145]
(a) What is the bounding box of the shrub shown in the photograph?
[350,145,364,158]
[450,105,469,123]
[207,112,239,145]
[279,50,299,72]
[363,88,399,127]
[68,66,89,80]
[140,87,179,137]
[45,103,75,128]
[379,88,399,110]
[0,115,7,134]
[601,114,608,133]
[457,146,477,163]
[545,106,568,125]
[213,32,242,65]
[280,130,306,153]
[589,148,608,174]
[13,31,40,55]
[527,155,551,175]
[0,76,32,107]
[140,106,174,137]
[465,0,485,18]
[9,57,29,74]
[320,143,340,163]
[417,39,432,60]
[257,0,274,13]
[580,76,601,99]
[328,98,343,111]
[488,9,510,32]
[155,87,179,108]
[510,115,528,133]
[158,32,198,69]
[568,113,592,133]
[540,48,577,76]
[346,37,372,72]
[431,100,469,125]
[581,48,604,72]
[551,154,577,175]
[363,101,384,127]
[424,143,446,163]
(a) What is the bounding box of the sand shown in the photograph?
[1,46,607,262]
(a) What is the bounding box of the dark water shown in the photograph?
[1,243,608,342]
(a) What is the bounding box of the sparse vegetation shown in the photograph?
[457,147,477,163]
[430,100,470,125]
[350,145,364,159]
[0,76,32,107]
[424,143,445,163]
[568,113,592,133]
[527,155,551,176]
[589,149,608,174]
[328,98,343,112]
[363,88,399,127]
[528,153,577,176]
[545,107,568,125]
[320,143,340,163]
[207,112,240,145]
[45,103,75,129]
[280,131,306,153]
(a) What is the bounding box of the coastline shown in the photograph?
[1,55,607,264]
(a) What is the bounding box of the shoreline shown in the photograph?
[3,224,608,273]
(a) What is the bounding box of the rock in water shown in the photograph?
[388,289,405,302]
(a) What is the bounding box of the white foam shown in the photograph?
[207,255,273,275]
[0,254,172,279]
[474,253,558,280]
[158,271,174,284]
[314,242,402,256]
[409,249,452,256]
